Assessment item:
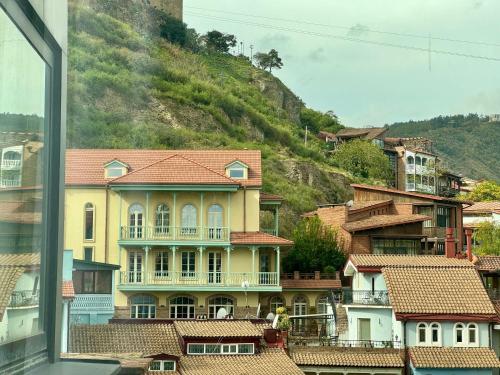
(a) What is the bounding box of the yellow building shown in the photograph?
[64,149,292,319]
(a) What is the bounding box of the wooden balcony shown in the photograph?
[119,226,229,243]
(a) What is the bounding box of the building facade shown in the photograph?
[64,149,292,321]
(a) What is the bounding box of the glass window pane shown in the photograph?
[0,6,47,363]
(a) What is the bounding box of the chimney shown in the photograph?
[465,228,473,262]
[445,227,456,258]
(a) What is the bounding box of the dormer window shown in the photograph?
[104,159,129,179]
[225,160,248,180]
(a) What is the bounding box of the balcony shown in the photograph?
[0,176,21,188]
[118,271,280,290]
[423,226,457,239]
[9,290,39,308]
[119,226,229,243]
[1,159,22,169]
[342,290,390,306]
[71,294,114,312]
[289,337,402,349]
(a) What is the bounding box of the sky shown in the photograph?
[184,0,500,127]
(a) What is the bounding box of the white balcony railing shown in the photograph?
[0,177,21,188]
[120,226,230,242]
[1,159,22,169]
[119,271,279,287]
[71,294,113,311]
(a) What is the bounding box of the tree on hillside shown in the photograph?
[203,30,237,53]
[254,49,283,72]
[282,217,346,273]
[300,108,343,134]
[473,222,500,255]
[332,139,393,182]
[463,181,500,202]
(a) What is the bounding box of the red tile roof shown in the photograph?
[474,256,500,272]
[280,279,341,289]
[342,214,430,232]
[230,232,293,246]
[65,149,262,187]
[62,280,75,299]
[260,192,283,201]
[351,184,466,204]
[464,201,500,214]
[109,154,238,186]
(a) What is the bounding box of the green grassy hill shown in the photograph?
[66,0,355,236]
[387,114,500,181]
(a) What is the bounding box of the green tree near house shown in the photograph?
[463,181,500,202]
[203,30,237,53]
[254,49,283,72]
[300,108,343,134]
[332,139,393,182]
[473,222,500,255]
[282,217,346,273]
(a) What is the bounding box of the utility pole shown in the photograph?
[304,125,308,147]
[240,41,244,56]
[250,44,254,63]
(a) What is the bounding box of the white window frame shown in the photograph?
[187,343,254,355]
[454,322,466,347]
[226,161,247,180]
[208,296,234,319]
[155,251,168,277]
[106,167,124,178]
[467,323,479,347]
[416,322,428,346]
[430,322,441,346]
[269,296,284,314]
[130,304,156,319]
[148,360,176,372]
[169,296,195,319]
[84,202,95,241]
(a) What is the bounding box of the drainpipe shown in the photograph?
[243,186,247,232]
[465,228,473,262]
[105,185,109,263]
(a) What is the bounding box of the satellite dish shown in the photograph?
[256,303,261,318]
[346,200,354,207]
[266,312,275,321]
[216,307,228,319]
[271,314,279,329]
[241,280,250,289]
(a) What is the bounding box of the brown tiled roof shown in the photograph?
[173,320,262,338]
[383,267,496,315]
[109,154,238,186]
[464,201,500,214]
[475,256,500,272]
[336,127,386,140]
[281,279,342,289]
[290,347,404,368]
[409,347,500,368]
[0,252,40,267]
[349,200,392,212]
[62,353,158,372]
[65,149,262,187]
[351,184,467,204]
[62,281,75,299]
[230,232,293,246]
[350,254,472,268]
[342,214,430,232]
[0,267,26,320]
[179,348,303,375]
[260,192,283,201]
[69,324,182,357]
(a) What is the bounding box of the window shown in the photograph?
[0,1,63,367]
[155,251,168,277]
[269,296,284,314]
[373,238,420,255]
[454,323,465,346]
[187,343,254,355]
[417,322,427,345]
[106,168,124,178]
[467,323,478,346]
[208,296,234,319]
[406,155,414,165]
[415,156,421,165]
[181,204,197,235]
[226,161,247,179]
[430,322,441,346]
[84,203,95,241]
[317,295,329,315]
[422,157,428,166]
[207,204,223,239]
[130,294,156,319]
[129,204,144,238]
[84,247,93,261]
[170,296,195,319]
[73,271,112,294]
[437,206,451,228]
[155,204,170,234]
[149,360,175,372]
[182,251,196,277]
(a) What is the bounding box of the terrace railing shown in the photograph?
[342,290,390,306]
[288,337,401,349]
[120,226,229,242]
[9,290,39,308]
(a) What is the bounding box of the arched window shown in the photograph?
[181,204,197,235]
[208,296,234,319]
[128,204,144,238]
[415,156,422,165]
[467,323,478,346]
[130,294,156,319]
[170,296,195,319]
[317,295,329,315]
[430,322,441,346]
[454,323,465,346]
[417,322,427,345]
[269,296,284,314]
[406,155,414,165]
[208,204,223,239]
[155,204,170,235]
[84,203,95,241]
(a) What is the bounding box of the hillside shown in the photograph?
[65,0,354,236]
[387,114,500,181]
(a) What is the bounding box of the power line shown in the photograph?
[185,11,500,62]
[185,5,500,48]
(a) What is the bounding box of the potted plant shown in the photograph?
[276,307,291,343]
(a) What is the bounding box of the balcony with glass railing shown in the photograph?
[118,271,279,289]
[342,289,390,306]
[119,226,230,242]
